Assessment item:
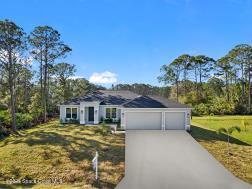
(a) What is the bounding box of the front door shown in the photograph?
[88,107,94,122]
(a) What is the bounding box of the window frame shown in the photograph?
[65,107,78,119]
[111,108,116,119]
[72,108,78,119]
[106,108,111,119]
[105,107,117,119]
[66,108,72,119]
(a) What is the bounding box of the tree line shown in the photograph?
[158,44,252,115]
[1,19,251,134]
[111,83,171,98]
[0,19,103,134]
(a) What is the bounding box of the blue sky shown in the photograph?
[1,0,252,86]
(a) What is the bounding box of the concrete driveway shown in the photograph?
[116,130,252,189]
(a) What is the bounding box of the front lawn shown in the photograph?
[191,116,252,184]
[0,120,125,189]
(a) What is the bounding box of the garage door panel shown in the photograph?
[126,112,162,130]
[165,112,185,130]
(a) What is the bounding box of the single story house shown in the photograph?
[59,90,191,130]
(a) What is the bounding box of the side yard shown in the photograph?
[0,120,125,189]
[191,116,252,184]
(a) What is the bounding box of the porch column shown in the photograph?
[80,105,85,124]
[161,111,165,130]
[94,106,99,124]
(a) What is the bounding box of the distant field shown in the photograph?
[191,115,252,184]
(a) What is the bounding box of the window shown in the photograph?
[66,108,71,119]
[106,108,111,118]
[112,108,116,119]
[66,107,78,119]
[106,108,117,119]
[72,108,77,119]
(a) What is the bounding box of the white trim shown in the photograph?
[65,107,79,120]
[162,112,165,130]
[105,107,117,119]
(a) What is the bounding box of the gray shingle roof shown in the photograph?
[122,95,190,108]
[61,90,190,108]
[61,90,139,105]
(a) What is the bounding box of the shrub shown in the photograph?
[193,103,209,115]
[104,118,113,123]
[116,118,121,128]
[100,123,111,136]
[100,116,104,123]
[0,125,10,138]
[28,93,43,122]
[0,104,8,111]
[208,97,234,115]
[16,113,33,129]
[95,122,111,136]
[234,104,248,115]
[64,118,79,124]
[0,110,11,126]
[193,98,235,116]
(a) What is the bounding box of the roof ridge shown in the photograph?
[121,95,143,106]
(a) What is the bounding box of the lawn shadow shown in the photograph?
[190,125,251,146]
[0,183,36,189]
[1,129,125,164]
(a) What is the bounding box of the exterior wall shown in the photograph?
[59,104,191,128]
[59,105,80,123]
[99,105,121,122]
[59,103,122,125]
[80,101,100,124]
[121,108,191,130]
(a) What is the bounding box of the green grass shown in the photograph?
[191,115,252,184]
[0,120,125,189]
[192,115,252,145]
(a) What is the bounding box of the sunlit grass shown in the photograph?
[192,115,252,145]
[0,120,125,189]
[191,116,252,184]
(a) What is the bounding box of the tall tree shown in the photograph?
[16,58,33,112]
[176,54,191,95]
[0,19,27,131]
[29,26,71,122]
[52,62,76,101]
[190,55,215,101]
[228,44,252,111]
[215,56,233,102]
[158,58,184,102]
[193,55,215,85]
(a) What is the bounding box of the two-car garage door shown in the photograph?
[125,111,185,130]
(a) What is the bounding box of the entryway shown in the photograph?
[85,107,94,124]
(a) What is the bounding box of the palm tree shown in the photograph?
[217,126,241,160]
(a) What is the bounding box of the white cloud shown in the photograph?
[89,71,117,84]
[69,76,84,80]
